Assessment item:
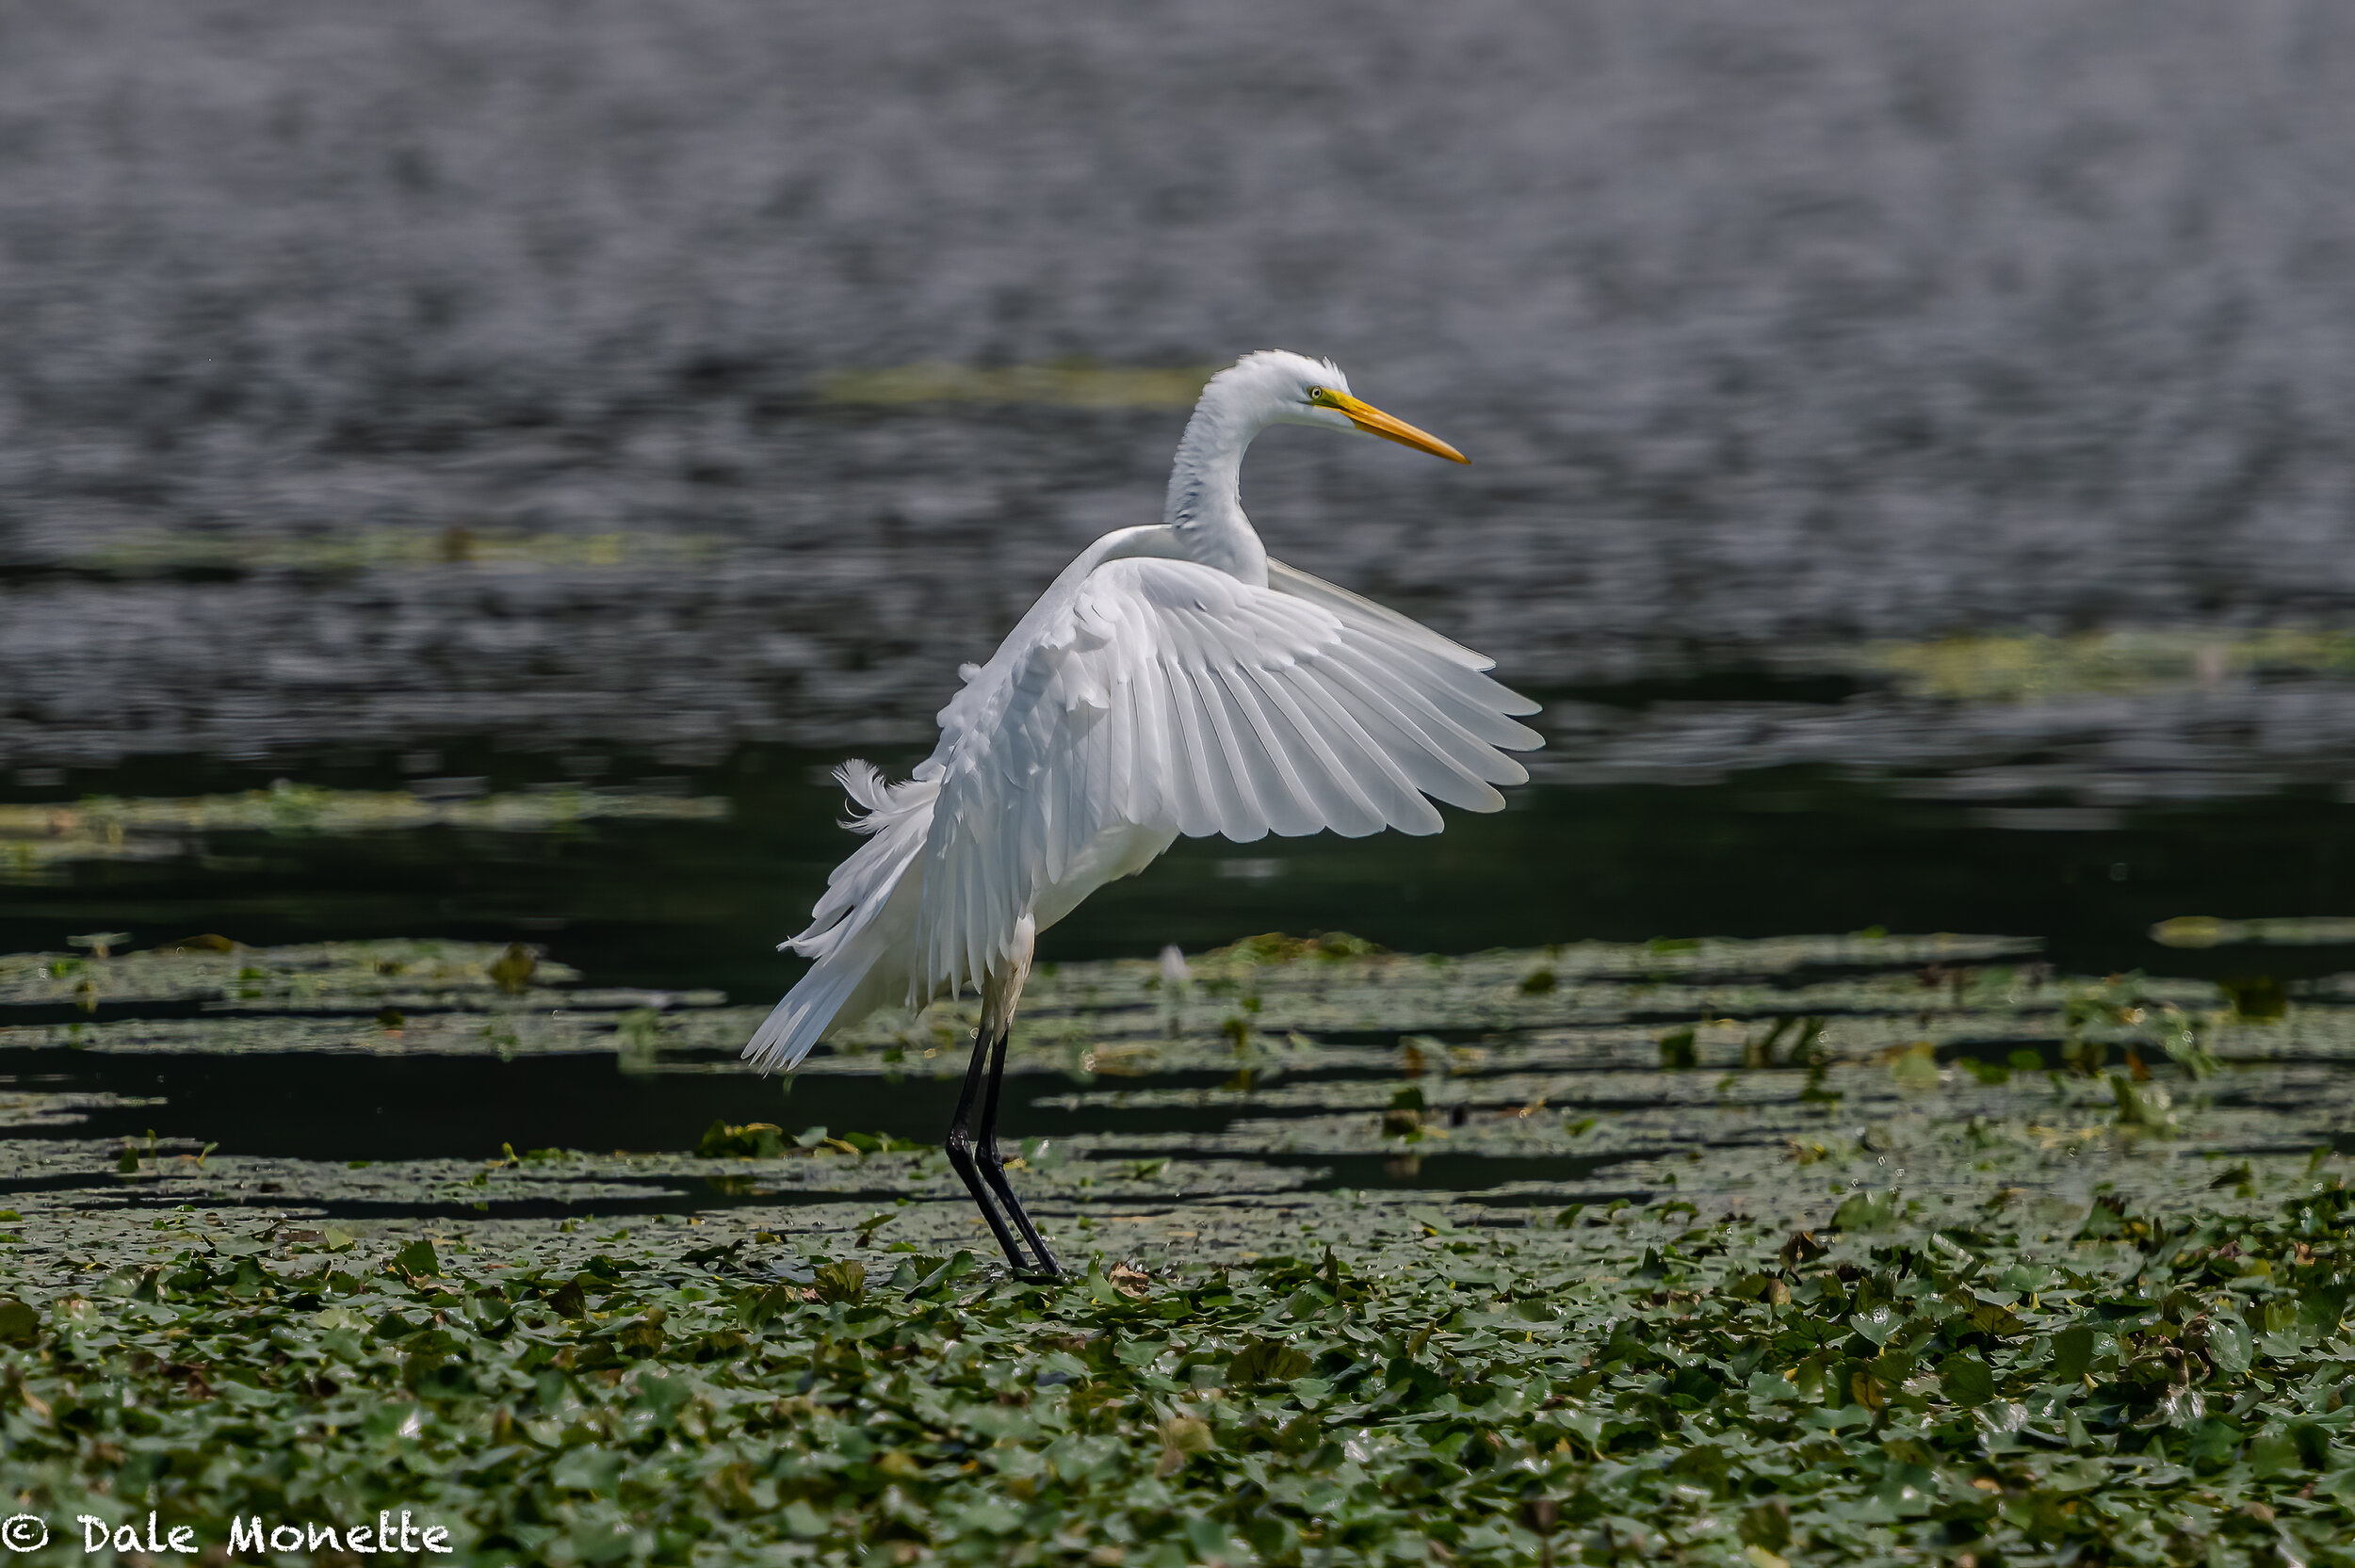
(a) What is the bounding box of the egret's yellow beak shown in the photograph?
[1329,391,1470,463]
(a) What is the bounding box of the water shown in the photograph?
[11,737,2355,1003]
[7,2,2355,1198]
[4,1,2354,769]
[8,735,2355,1204]
[7,929,2350,1244]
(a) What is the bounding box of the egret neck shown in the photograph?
[1161,375,1274,587]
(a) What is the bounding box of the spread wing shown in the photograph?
[914,556,1541,994]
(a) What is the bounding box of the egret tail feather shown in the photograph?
[744,945,873,1073]
[750,762,938,1070]
[784,762,938,962]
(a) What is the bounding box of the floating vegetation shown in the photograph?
[0,782,729,882]
[51,526,724,577]
[0,938,607,1011]
[6,928,2355,1558]
[1865,627,2355,705]
[817,362,1218,409]
[2151,915,2355,949]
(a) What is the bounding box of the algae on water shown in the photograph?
[0,782,729,883]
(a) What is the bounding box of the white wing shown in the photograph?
[1265,558,1495,669]
[913,555,1541,996]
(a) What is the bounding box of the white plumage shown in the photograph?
[745,349,1540,1075]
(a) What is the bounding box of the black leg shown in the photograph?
[974,1024,1062,1278]
[945,1019,1031,1273]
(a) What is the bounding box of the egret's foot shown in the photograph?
[979,1155,1063,1279]
[1013,1251,1064,1284]
[944,1131,1036,1275]
[946,994,1064,1277]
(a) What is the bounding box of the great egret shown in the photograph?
[745,350,1541,1275]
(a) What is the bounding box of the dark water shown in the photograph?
[9,733,2355,1003]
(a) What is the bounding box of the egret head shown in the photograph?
[1217,349,1469,463]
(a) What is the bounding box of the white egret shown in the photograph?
[744,350,1541,1274]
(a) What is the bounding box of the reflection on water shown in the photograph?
[5,929,2351,1233]
[8,728,2355,1002]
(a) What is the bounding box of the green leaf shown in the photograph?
[550,1447,625,1494]
[1940,1352,1996,1406]
[2299,1282,2353,1336]
[1831,1188,1899,1232]
[2249,1426,2305,1477]
[955,1500,1024,1535]
[0,1297,39,1344]
[697,1120,787,1158]
[1182,1517,1234,1560]
[1849,1304,1902,1345]
[2051,1323,2097,1382]
[1738,1500,1791,1552]
[636,1373,693,1424]
[2205,1315,2252,1379]
[812,1259,867,1302]
[1890,1043,1940,1092]
[1229,1335,1314,1384]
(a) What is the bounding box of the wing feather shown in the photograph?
[1347,624,1546,749]
[1177,615,1269,841]
[1158,653,1223,838]
[1106,663,1140,824]
[1243,663,1392,836]
[1327,637,1531,783]
[912,556,1539,997]
[1281,666,1452,831]
[1123,662,1163,826]
[1266,557,1510,676]
[1316,647,1510,806]
[1210,658,1319,837]
[1298,662,1442,824]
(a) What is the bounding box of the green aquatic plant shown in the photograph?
[0,925,2343,1561]
[697,1120,788,1159]
[2152,915,2355,950]
[2061,972,2221,1080]
[0,784,729,883]
[1867,627,2355,705]
[8,1185,2355,1564]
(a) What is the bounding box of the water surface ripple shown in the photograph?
[3,2,2352,772]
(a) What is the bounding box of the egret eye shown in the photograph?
[1307,385,1329,404]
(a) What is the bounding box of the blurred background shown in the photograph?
[5,0,2355,996]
